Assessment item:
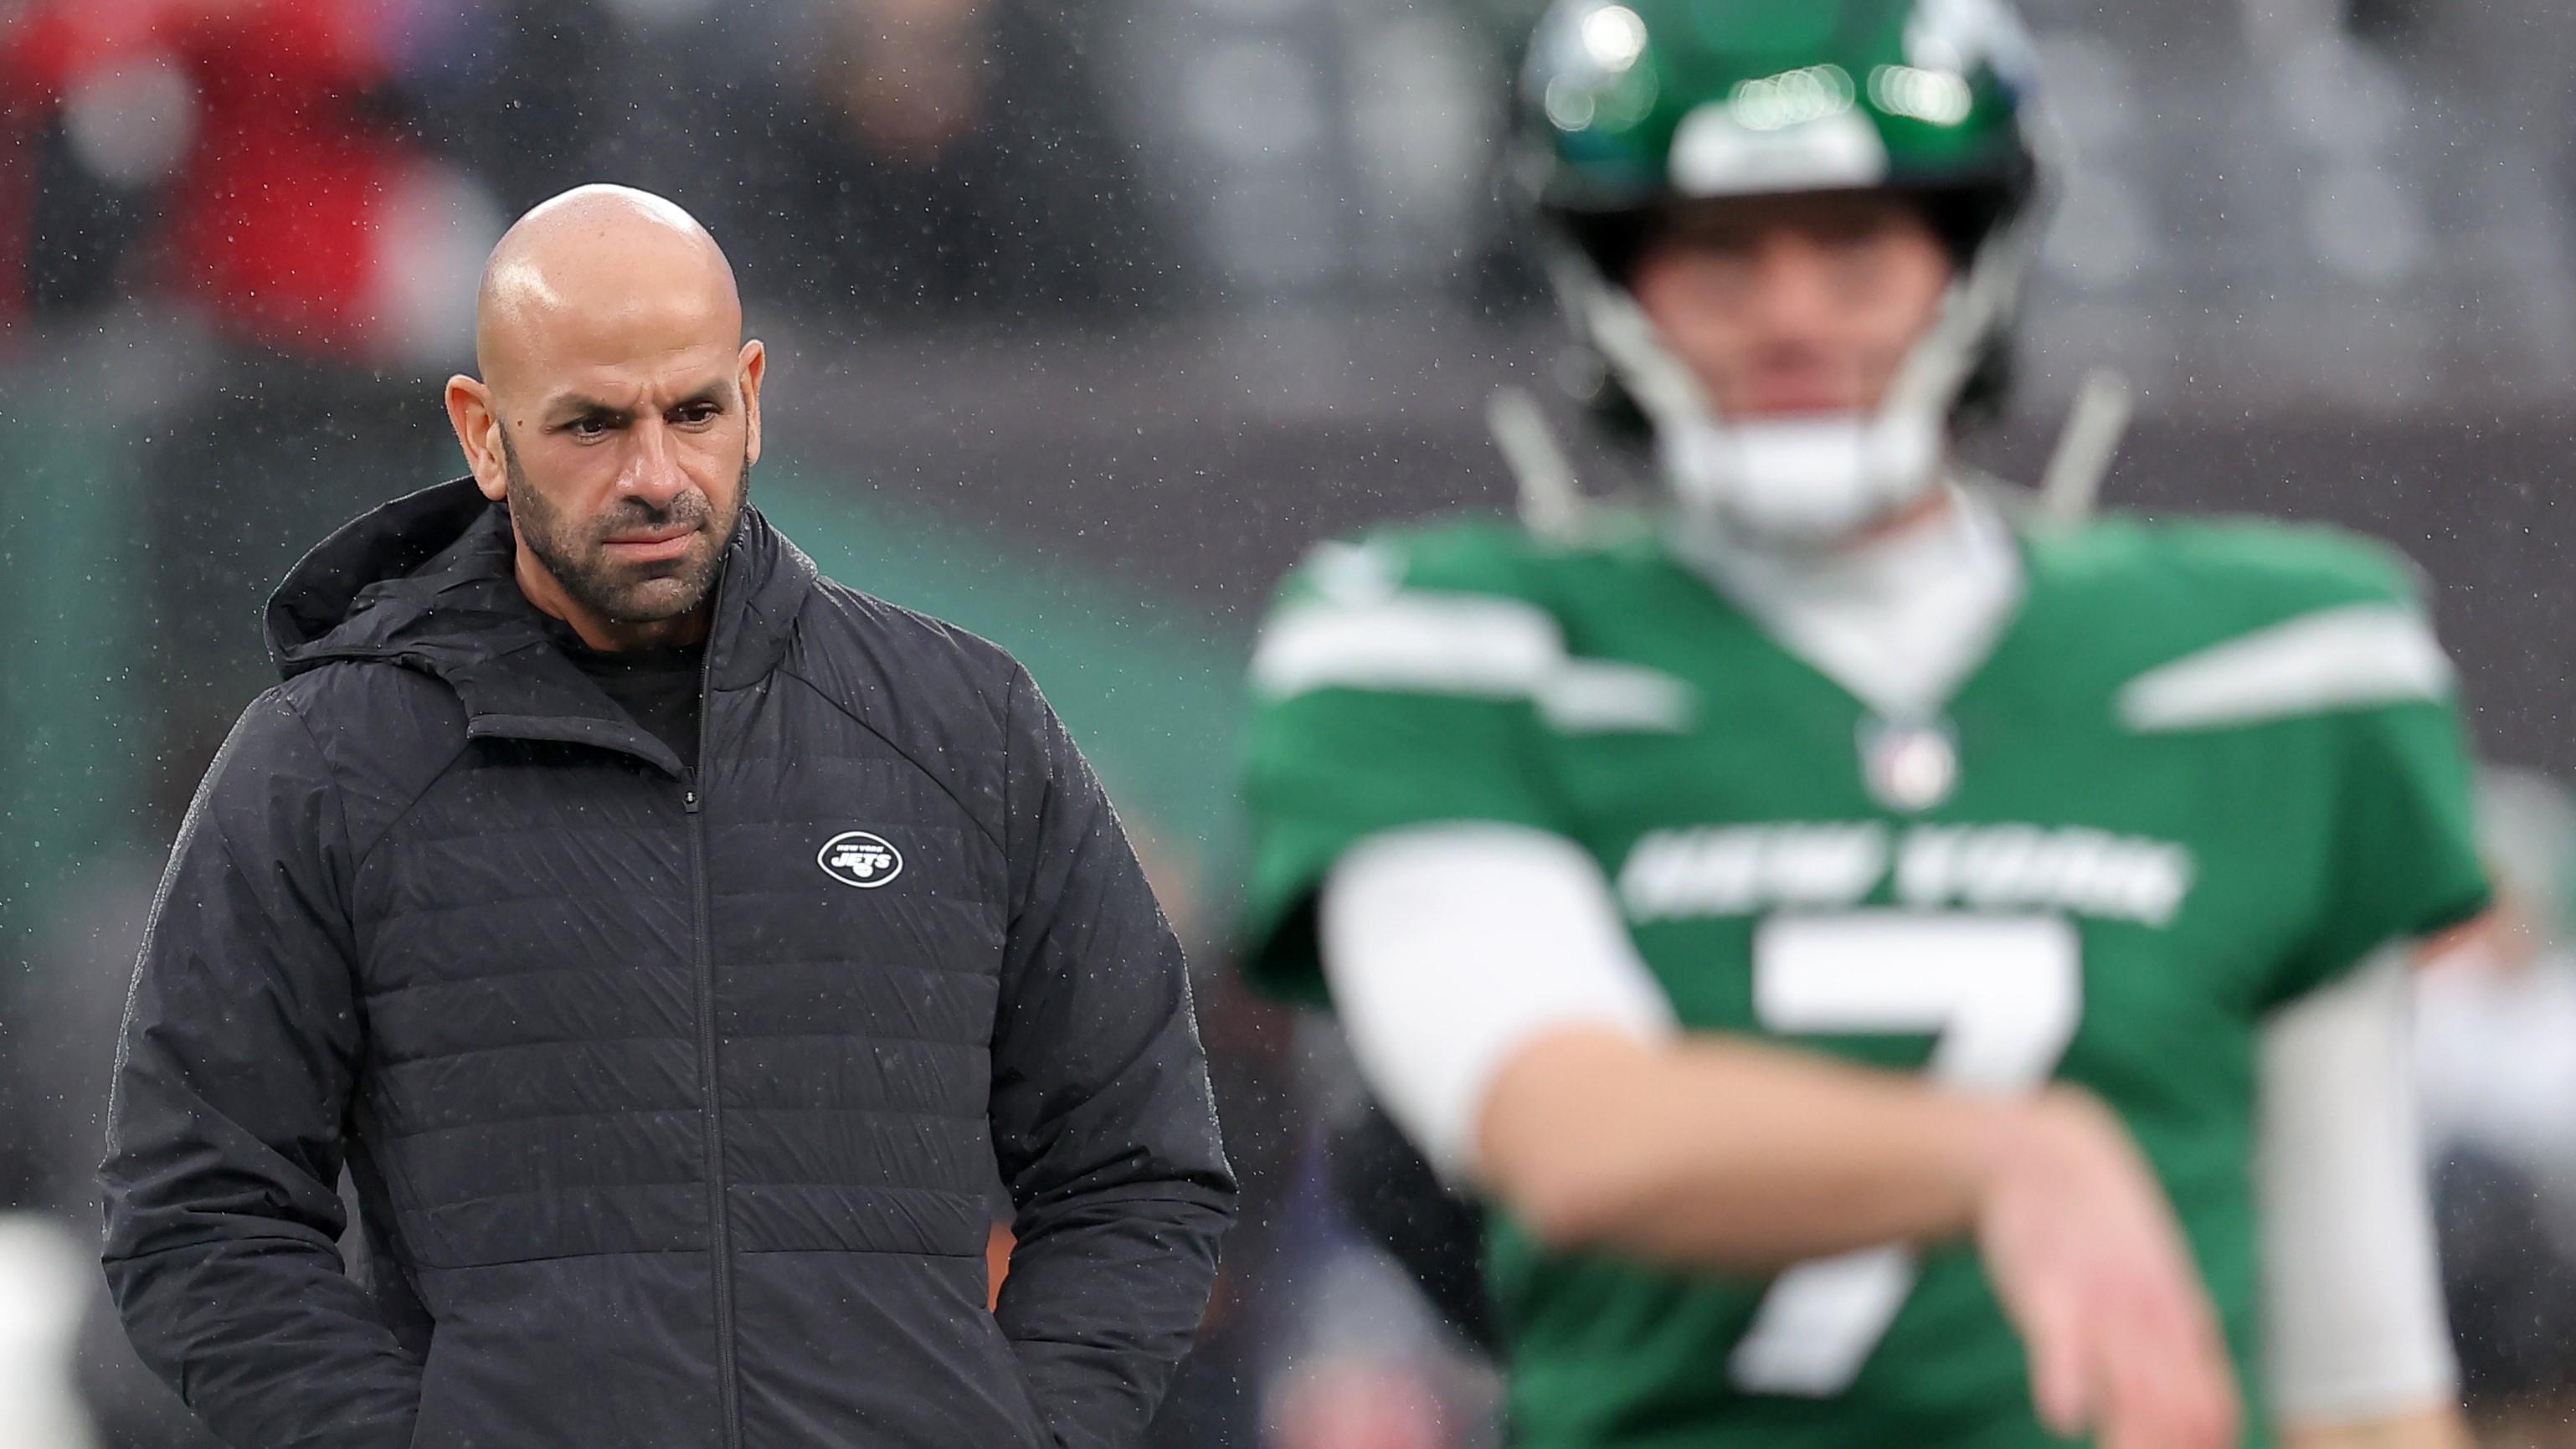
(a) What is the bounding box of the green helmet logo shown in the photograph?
[1516,0,2041,221]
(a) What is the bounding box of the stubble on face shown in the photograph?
[500,429,749,635]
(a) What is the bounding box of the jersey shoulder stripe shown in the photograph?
[1250,516,1693,732]
[2118,603,2451,731]
[1252,589,1561,701]
[2032,511,2451,728]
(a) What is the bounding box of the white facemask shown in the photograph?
[1655,403,1944,548]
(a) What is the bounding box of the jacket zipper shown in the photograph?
[683,641,742,1449]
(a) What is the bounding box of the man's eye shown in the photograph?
[677,403,720,424]
[571,418,611,437]
[1820,220,1900,254]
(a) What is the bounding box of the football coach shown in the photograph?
[99,186,1236,1449]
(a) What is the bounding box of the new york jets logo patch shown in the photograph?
[817,831,903,889]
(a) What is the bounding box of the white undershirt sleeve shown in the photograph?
[1320,822,1680,1186]
[2257,947,2460,1424]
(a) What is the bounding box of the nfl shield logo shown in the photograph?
[1859,718,1959,814]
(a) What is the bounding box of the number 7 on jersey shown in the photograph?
[1729,912,2085,1395]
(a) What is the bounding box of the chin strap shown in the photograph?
[1879,198,2041,428]
[2035,367,2132,528]
[1489,385,1606,545]
[1552,249,1711,436]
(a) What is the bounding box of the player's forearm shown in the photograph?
[1325,825,2057,1268]
[2278,1406,2473,1449]
[1479,1026,2012,1268]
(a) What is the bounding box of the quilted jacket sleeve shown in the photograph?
[99,691,421,1449]
[985,665,1237,1449]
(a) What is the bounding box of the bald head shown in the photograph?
[474,185,742,399]
[445,184,767,652]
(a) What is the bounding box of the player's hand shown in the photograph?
[1974,1087,2242,1449]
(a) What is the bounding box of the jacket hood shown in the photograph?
[265,478,527,678]
[264,479,815,750]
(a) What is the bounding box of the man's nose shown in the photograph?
[618,419,691,505]
[1746,235,1839,334]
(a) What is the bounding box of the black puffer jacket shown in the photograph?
[100,480,1235,1449]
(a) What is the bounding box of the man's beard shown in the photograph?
[500,433,748,629]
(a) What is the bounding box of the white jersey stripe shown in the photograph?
[1542,660,1695,734]
[2118,603,2452,732]
[1252,592,1694,732]
[1250,593,1562,701]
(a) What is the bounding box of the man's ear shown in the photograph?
[445,375,508,501]
[738,340,767,470]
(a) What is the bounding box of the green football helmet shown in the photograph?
[1509,0,2049,544]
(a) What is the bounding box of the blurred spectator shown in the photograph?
[1269,1356,1453,1449]
[1263,1126,1503,1449]
[0,1213,97,1448]
[826,0,990,163]
[741,0,1175,322]
[2418,768,2576,1428]
[411,0,753,217]
[3,0,497,363]
[2420,771,2576,1180]
[0,1,499,767]
[8,852,224,1448]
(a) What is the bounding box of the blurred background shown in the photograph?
[4,0,2576,1445]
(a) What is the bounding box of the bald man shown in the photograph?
[99,186,1236,1449]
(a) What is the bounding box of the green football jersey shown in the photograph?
[1235,510,2488,1449]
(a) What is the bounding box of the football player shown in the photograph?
[1234,3,2484,1446]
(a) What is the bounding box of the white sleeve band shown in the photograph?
[1320,822,1680,1185]
[2257,948,2459,1423]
